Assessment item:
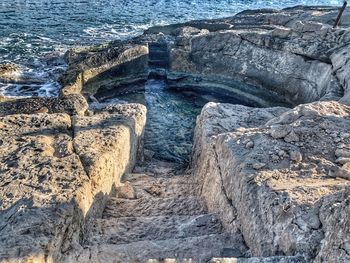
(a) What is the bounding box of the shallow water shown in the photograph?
[0,0,343,97]
[99,79,254,163]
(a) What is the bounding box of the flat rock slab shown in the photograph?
[104,196,208,218]
[65,234,247,263]
[0,103,147,262]
[121,173,200,198]
[0,94,88,116]
[88,214,222,245]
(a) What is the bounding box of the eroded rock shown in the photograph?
[192,101,350,261]
[0,103,146,262]
[0,94,88,117]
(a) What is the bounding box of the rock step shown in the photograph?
[103,196,208,218]
[210,256,306,263]
[87,214,222,245]
[71,234,247,263]
[121,173,200,198]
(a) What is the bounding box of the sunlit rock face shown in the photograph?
[0,99,146,262]
[192,101,350,262]
[162,6,350,106]
[1,4,350,263]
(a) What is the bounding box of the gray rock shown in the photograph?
[192,101,350,261]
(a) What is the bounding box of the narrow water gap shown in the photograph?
[98,78,255,165]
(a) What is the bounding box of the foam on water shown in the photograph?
[0,0,343,97]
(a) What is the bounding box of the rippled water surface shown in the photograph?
[0,0,343,97]
[100,79,254,163]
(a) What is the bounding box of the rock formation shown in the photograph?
[0,97,146,262]
[192,101,350,262]
[1,4,350,263]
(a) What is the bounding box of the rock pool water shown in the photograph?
[0,0,343,97]
[98,79,254,164]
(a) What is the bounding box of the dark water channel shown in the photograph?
[98,79,255,164]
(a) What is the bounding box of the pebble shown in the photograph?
[270,125,290,139]
[340,133,350,140]
[253,163,266,170]
[284,131,299,143]
[336,157,350,165]
[278,150,286,157]
[290,150,303,162]
[245,140,254,149]
[335,148,350,158]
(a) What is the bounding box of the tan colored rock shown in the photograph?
[0,103,146,262]
[115,182,137,199]
[0,63,21,83]
[192,102,288,234]
[192,101,350,261]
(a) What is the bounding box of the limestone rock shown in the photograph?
[0,103,146,262]
[60,42,149,95]
[192,102,288,233]
[0,94,88,117]
[192,101,350,261]
[162,7,350,106]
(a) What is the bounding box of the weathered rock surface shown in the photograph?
[146,6,350,106]
[59,42,149,96]
[63,165,248,263]
[0,94,88,117]
[2,5,350,263]
[0,64,22,83]
[0,103,146,262]
[192,102,288,234]
[57,6,350,107]
[211,257,305,263]
[193,101,350,262]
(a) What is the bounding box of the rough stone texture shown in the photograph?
[0,63,21,83]
[55,7,350,107]
[152,6,350,106]
[211,257,305,263]
[192,101,350,262]
[88,214,222,245]
[0,103,146,262]
[192,102,288,234]
[103,196,208,218]
[314,188,350,263]
[0,94,88,117]
[63,162,248,263]
[66,234,245,263]
[59,42,149,96]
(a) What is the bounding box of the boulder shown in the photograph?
[192,101,350,261]
[0,64,22,83]
[59,42,149,96]
[0,103,146,262]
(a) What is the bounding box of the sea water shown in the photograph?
[0,0,343,97]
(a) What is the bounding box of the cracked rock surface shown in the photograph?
[193,101,350,262]
[0,99,146,262]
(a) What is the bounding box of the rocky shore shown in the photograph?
[0,5,350,263]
